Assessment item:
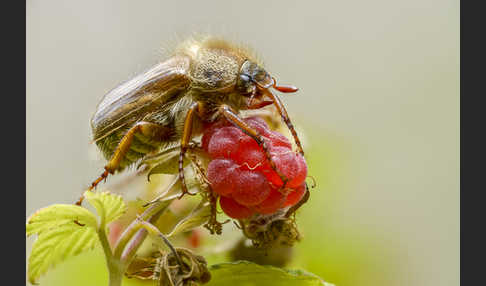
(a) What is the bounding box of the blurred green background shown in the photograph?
[26,0,459,285]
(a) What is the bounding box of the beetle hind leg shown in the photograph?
[91,169,110,190]
[74,169,109,206]
[75,121,172,206]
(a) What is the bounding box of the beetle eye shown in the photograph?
[240,74,250,82]
[237,73,255,95]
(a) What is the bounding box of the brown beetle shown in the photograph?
[77,36,302,205]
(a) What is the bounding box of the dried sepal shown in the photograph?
[229,237,294,267]
[202,192,229,235]
[240,210,301,248]
[125,255,160,280]
[167,201,212,237]
[126,248,211,286]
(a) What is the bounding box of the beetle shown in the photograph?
[76,36,303,205]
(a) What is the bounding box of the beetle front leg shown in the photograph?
[263,89,304,156]
[178,102,202,199]
[219,104,289,188]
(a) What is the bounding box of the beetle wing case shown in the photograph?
[91,55,191,142]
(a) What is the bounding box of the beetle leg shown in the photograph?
[219,104,289,188]
[178,102,202,199]
[263,89,304,156]
[285,183,310,218]
[247,99,274,110]
[75,121,171,206]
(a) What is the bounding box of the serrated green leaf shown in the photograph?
[84,191,127,226]
[167,201,211,237]
[28,224,98,284]
[26,204,98,236]
[207,261,335,286]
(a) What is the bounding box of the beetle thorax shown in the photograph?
[189,49,240,91]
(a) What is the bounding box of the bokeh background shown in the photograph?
[26,0,459,285]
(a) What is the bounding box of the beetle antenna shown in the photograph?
[272,77,299,93]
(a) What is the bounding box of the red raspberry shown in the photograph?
[203,116,309,217]
[201,119,231,152]
[263,146,307,188]
[267,130,292,149]
[253,188,286,214]
[220,196,254,219]
[288,154,307,188]
[208,126,244,159]
[201,128,217,152]
[284,183,307,207]
[236,117,276,152]
[231,170,271,207]
[244,116,271,136]
[233,139,266,170]
[207,159,239,197]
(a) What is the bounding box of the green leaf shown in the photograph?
[28,224,98,284]
[167,201,212,237]
[84,191,127,225]
[207,261,335,286]
[26,204,98,236]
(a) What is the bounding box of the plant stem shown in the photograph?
[114,200,172,260]
[108,273,123,286]
[98,223,124,286]
[102,177,181,286]
[120,204,167,264]
[98,200,171,286]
